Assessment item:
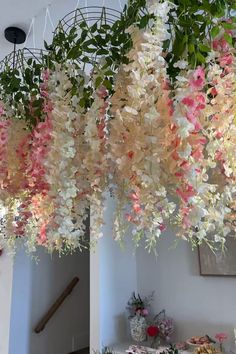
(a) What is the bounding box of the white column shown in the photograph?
[0,252,14,354]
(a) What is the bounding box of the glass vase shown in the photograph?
[130,315,147,343]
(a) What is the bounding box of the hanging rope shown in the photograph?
[43,8,48,40]
[118,0,123,10]
[25,17,35,48]
[47,6,55,30]
[75,0,80,10]
[43,6,55,40]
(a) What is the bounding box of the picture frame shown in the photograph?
[198,236,236,276]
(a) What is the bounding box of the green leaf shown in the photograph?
[104,70,114,76]
[188,42,195,54]
[139,15,149,29]
[81,30,88,42]
[83,47,96,53]
[196,52,206,64]
[96,48,109,55]
[198,44,211,52]
[79,97,86,108]
[67,46,81,59]
[224,32,233,45]
[14,92,23,101]
[222,22,236,30]
[32,99,41,108]
[103,79,113,91]
[211,26,220,38]
[90,23,97,33]
[27,58,33,66]
[44,40,52,51]
[95,76,103,88]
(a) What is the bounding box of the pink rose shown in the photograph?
[142,308,148,316]
[215,333,228,343]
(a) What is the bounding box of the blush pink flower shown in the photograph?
[142,308,149,316]
[42,69,50,81]
[97,86,108,99]
[211,87,218,96]
[125,214,134,222]
[215,131,223,139]
[218,53,233,67]
[215,150,224,161]
[133,203,142,214]
[190,67,205,90]
[159,223,166,232]
[176,184,196,203]
[127,151,134,159]
[182,96,195,108]
[39,222,48,244]
[191,146,203,161]
[213,38,229,52]
[196,137,207,145]
[130,192,140,202]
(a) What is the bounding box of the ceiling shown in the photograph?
[0,0,51,60]
[0,0,125,61]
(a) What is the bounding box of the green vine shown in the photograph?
[0,0,235,127]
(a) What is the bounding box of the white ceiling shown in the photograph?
[0,0,51,59]
[0,0,125,61]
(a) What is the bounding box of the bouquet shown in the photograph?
[153,310,174,342]
[127,292,154,318]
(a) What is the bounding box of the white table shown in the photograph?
[112,342,191,354]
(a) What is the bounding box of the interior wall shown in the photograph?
[9,247,89,354]
[99,195,138,347]
[0,252,13,354]
[136,230,236,347]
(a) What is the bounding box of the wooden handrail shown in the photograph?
[34,276,79,334]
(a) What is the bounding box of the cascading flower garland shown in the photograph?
[109,1,176,249]
[0,0,235,254]
[170,29,236,246]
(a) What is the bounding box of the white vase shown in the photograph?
[130,315,147,343]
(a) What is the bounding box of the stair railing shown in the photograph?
[34,276,79,334]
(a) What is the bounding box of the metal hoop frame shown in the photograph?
[56,6,121,35]
[0,48,47,72]
[54,6,122,65]
[0,6,122,72]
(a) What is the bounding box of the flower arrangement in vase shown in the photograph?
[127,292,154,343]
[153,310,174,344]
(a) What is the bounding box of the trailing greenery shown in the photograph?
[160,344,180,354]
[166,0,236,77]
[0,0,235,127]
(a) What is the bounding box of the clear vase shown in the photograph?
[130,315,147,343]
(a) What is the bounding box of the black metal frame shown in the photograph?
[0,48,47,72]
[57,6,121,35]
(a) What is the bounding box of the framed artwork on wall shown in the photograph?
[198,236,236,276]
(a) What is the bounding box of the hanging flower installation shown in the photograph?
[171,30,236,246]
[0,0,235,254]
[109,1,176,249]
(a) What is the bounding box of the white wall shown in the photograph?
[9,247,89,354]
[136,230,236,347]
[90,195,138,351]
[0,252,13,354]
